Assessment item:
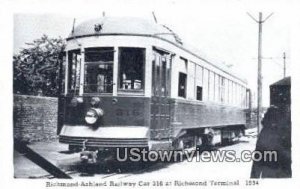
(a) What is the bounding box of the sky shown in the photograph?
[12,0,292,107]
[4,2,300,187]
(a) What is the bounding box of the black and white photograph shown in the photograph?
[0,0,300,188]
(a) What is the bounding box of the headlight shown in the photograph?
[85,108,104,125]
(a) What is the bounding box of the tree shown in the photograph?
[13,35,65,97]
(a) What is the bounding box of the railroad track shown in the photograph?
[35,159,163,179]
[100,162,166,179]
[31,135,256,179]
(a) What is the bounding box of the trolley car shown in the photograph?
[57,17,251,160]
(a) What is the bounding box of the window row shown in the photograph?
[66,47,145,94]
[177,59,247,108]
[63,47,247,108]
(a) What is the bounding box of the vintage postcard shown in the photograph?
[1,0,299,188]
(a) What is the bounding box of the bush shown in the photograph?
[13,35,65,97]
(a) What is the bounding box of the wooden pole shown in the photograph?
[257,12,262,134]
[247,12,273,135]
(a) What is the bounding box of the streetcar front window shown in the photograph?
[84,47,114,93]
[67,50,81,94]
[118,48,145,91]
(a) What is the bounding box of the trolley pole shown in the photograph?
[247,12,273,134]
[283,52,286,78]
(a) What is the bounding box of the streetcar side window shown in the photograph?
[178,57,187,98]
[195,65,203,100]
[243,86,246,107]
[209,71,215,101]
[187,62,196,100]
[84,47,114,93]
[238,84,241,107]
[225,79,229,104]
[195,65,203,87]
[233,82,237,106]
[118,47,145,91]
[229,80,233,104]
[178,72,187,98]
[203,68,209,101]
[196,86,203,101]
[220,76,225,103]
[215,74,219,102]
[240,85,243,107]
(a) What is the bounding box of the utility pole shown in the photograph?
[247,12,273,135]
[257,12,263,135]
[283,52,286,78]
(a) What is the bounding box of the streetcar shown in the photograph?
[57,17,251,161]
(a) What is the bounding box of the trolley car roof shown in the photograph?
[68,17,181,44]
[68,17,247,84]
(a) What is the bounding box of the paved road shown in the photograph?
[14,129,257,179]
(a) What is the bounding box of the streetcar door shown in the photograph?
[151,48,172,140]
